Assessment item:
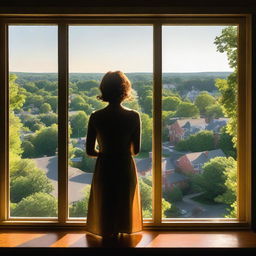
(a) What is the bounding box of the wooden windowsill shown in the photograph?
[0,229,256,248]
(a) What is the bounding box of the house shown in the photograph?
[168,118,228,144]
[176,149,226,175]
[162,157,189,191]
[168,118,207,144]
[135,157,152,176]
[186,89,200,102]
[163,172,190,192]
[206,118,228,132]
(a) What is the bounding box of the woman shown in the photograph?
[86,71,142,237]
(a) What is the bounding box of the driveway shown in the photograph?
[174,192,229,218]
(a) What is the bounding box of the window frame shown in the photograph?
[0,14,252,229]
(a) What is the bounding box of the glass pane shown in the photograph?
[68,26,153,219]
[162,26,238,219]
[9,26,58,217]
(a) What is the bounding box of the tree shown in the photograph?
[217,126,236,158]
[214,26,238,145]
[138,176,172,218]
[140,113,152,152]
[10,166,54,203]
[139,177,152,216]
[162,96,181,111]
[21,140,35,158]
[9,112,23,156]
[32,124,58,156]
[45,95,57,112]
[215,158,237,218]
[69,186,91,217]
[205,104,224,121]
[77,80,99,91]
[84,96,107,110]
[163,186,183,203]
[40,103,52,113]
[9,74,26,111]
[20,114,43,132]
[11,192,57,217]
[24,94,44,109]
[194,92,215,115]
[175,130,215,152]
[194,157,235,201]
[175,102,199,118]
[70,95,85,110]
[23,82,38,93]
[70,111,89,138]
[39,113,57,126]
[141,95,152,116]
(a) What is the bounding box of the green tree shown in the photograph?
[39,113,57,126]
[141,95,153,116]
[140,113,152,152]
[162,96,181,111]
[21,140,35,158]
[9,112,23,156]
[84,96,107,110]
[194,157,235,201]
[45,95,57,112]
[9,74,26,111]
[11,192,57,217]
[163,186,183,203]
[24,94,44,109]
[175,102,199,118]
[214,26,238,145]
[23,82,38,93]
[20,114,43,132]
[217,126,236,157]
[194,92,215,115]
[175,130,215,152]
[10,165,54,203]
[205,104,224,121]
[70,95,85,110]
[70,111,89,138]
[69,186,91,217]
[32,124,58,156]
[77,80,99,91]
[40,103,52,113]
[215,158,237,218]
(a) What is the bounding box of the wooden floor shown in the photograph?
[0,229,256,255]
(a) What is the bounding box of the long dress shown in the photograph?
[86,107,142,236]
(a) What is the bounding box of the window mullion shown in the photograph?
[153,23,162,224]
[0,23,8,221]
[58,24,69,223]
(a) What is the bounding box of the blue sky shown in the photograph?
[9,25,233,73]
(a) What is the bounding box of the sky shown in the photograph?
[8,25,234,73]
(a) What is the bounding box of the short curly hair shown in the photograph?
[97,71,132,103]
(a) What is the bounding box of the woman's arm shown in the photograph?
[131,112,141,156]
[86,113,99,157]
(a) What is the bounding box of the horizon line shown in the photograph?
[9,71,232,74]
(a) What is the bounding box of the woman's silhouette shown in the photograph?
[86,71,142,237]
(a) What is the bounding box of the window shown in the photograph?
[0,15,251,228]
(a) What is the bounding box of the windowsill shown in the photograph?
[0,229,256,248]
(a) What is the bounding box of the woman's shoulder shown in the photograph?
[122,106,140,117]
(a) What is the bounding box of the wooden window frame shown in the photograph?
[0,14,252,230]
